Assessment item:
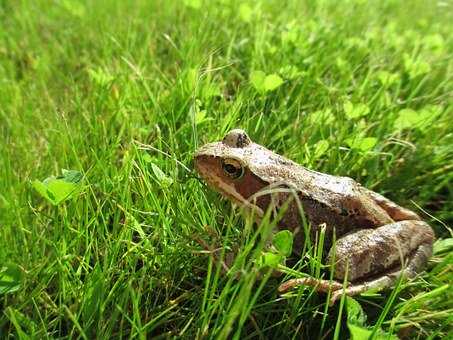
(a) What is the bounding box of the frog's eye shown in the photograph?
[222,158,244,179]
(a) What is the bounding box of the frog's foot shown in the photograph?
[330,242,432,304]
[278,277,343,293]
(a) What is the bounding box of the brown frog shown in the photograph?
[194,129,434,303]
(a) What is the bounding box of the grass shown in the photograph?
[0,0,452,338]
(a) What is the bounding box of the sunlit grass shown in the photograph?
[0,0,452,338]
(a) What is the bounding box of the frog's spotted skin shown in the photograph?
[194,129,434,303]
[222,129,252,148]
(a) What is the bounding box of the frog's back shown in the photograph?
[250,151,361,203]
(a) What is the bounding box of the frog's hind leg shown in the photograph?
[279,242,431,303]
[328,220,433,303]
[278,220,434,304]
[329,242,432,304]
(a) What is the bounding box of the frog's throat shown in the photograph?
[200,172,264,218]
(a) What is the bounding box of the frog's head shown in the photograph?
[194,129,294,209]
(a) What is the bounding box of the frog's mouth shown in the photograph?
[194,156,264,218]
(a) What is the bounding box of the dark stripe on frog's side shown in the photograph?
[275,192,378,250]
[233,170,386,248]
[236,179,374,241]
[297,194,377,234]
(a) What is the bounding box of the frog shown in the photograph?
[194,129,435,303]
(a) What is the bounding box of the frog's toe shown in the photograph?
[329,275,394,305]
[278,277,343,294]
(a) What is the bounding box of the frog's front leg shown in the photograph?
[279,220,434,304]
